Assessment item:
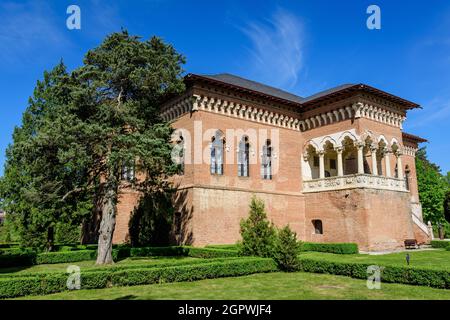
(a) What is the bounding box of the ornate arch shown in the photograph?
[337,131,358,146]
[319,136,338,149]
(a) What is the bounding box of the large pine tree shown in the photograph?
[1,31,186,263]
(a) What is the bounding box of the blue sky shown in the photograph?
[1,0,449,174]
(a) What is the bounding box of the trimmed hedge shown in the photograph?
[298,257,450,289]
[129,246,240,259]
[0,250,100,268]
[205,244,240,251]
[431,240,450,249]
[0,258,277,298]
[186,247,240,258]
[130,246,187,257]
[0,246,240,268]
[36,250,97,264]
[205,242,359,254]
[299,242,359,254]
[0,257,241,279]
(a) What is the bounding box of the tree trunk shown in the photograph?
[47,226,54,252]
[96,174,118,265]
[81,190,103,244]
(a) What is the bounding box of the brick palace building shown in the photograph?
[113,73,431,251]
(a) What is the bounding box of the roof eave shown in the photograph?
[302,84,420,110]
[185,73,301,108]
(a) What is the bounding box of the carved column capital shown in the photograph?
[335,146,344,154]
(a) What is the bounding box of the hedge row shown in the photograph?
[0,250,99,268]
[0,246,240,268]
[430,240,450,249]
[0,257,242,279]
[298,242,359,254]
[205,242,359,254]
[0,258,277,298]
[128,246,240,259]
[298,257,450,289]
[0,243,19,249]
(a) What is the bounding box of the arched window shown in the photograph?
[121,160,135,181]
[210,131,224,175]
[175,135,185,175]
[238,136,250,177]
[261,139,272,180]
[405,165,411,191]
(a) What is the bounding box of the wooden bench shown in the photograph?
[404,239,418,249]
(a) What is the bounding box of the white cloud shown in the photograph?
[239,8,304,89]
[406,99,450,129]
[0,1,71,64]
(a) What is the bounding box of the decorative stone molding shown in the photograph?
[303,174,408,193]
[403,145,418,157]
[162,93,302,131]
[299,101,406,132]
[161,94,199,122]
[161,93,408,136]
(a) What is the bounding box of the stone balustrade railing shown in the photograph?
[303,174,408,193]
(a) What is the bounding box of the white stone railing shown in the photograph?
[303,174,408,193]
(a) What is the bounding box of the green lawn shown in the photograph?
[14,271,450,300]
[299,249,450,270]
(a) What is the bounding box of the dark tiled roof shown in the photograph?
[402,132,428,143]
[300,84,356,103]
[185,73,419,110]
[193,73,304,104]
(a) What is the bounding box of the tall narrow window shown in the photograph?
[121,160,135,182]
[405,165,411,191]
[261,139,272,180]
[210,131,224,175]
[176,135,185,175]
[238,136,250,177]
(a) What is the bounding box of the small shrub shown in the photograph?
[239,196,276,257]
[272,225,300,272]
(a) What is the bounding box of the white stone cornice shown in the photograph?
[161,93,410,132]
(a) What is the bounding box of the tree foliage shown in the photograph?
[239,196,276,258]
[0,31,186,263]
[272,225,300,272]
[0,63,92,249]
[416,147,448,225]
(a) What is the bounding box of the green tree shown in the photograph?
[416,147,448,225]
[0,62,92,249]
[65,31,185,264]
[239,196,276,257]
[0,31,185,263]
[273,225,300,272]
[444,191,450,224]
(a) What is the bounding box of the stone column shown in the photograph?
[356,142,365,174]
[336,147,344,176]
[370,145,378,176]
[319,150,325,179]
[396,151,404,179]
[384,148,392,177]
[428,221,434,240]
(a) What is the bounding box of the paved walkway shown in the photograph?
[360,247,438,255]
